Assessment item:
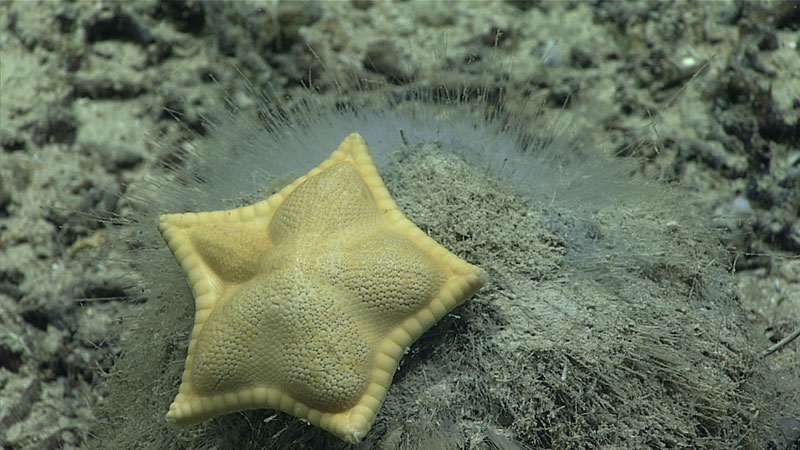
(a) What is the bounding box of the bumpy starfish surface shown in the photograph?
[157,132,486,442]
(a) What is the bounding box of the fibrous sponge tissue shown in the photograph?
[95,31,761,450]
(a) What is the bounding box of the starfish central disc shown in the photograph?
[158,132,486,442]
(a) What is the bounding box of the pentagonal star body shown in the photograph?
[157,132,486,442]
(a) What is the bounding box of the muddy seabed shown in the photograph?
[1,1,798,449]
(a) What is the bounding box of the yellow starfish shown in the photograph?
[157,132,486,442]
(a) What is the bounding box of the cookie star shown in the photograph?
[157,132,486,442]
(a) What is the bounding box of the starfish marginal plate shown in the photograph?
[157,132,486,442]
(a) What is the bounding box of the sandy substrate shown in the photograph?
[0,1,798,449]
